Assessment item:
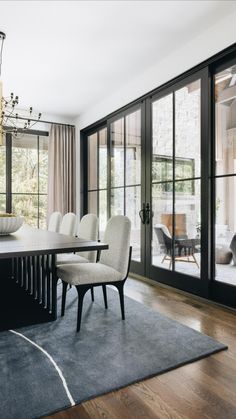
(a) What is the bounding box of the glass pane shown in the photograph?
[152,183,173,269]
[99,190,107,240]
[0,194,6,212]
[12,135,38,193]
[88,191,98,215]
[0,136,6,194]
[39,137,48,194]
[175,79,201,179]
[111,188,124,216]
[12,194,38,227]
[126,186,141,262]
[152,94,173,183]
[174,179,201,277]
[215,65,236,176]
[88,133,98,190]
[99,128,107,189]
[39,195,47,229]
[126,110,141,186]
[215,176,235,285]
[111,118,124,187]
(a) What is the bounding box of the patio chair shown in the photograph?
[154,223,200,269]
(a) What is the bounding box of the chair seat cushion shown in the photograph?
[57,262,123,286]
[57,253,89,265]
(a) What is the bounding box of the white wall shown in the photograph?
[76,8,236,216]
[78,9,236,130]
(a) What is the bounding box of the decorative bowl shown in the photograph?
[0,214,24,235]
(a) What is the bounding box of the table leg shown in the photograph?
[51,254,58,320]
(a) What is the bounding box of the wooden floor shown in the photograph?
[47,277,236,419]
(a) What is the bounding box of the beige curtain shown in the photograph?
[47,124,76,217]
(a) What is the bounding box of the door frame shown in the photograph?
[145,67,210,298]
[107,102,146,276]
[209,54,236,308]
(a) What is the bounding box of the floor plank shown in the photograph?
[46,277,236,419]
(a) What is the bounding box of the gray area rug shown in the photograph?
[0,286,227,419]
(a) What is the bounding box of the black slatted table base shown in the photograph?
[12,254,57,319]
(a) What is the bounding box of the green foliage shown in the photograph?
[0,138,48,228]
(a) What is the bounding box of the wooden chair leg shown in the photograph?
[116,282,125,320]
[161,254,166,263]
[91,286,94,302]
[102,285,108,309]
[61,281,68,317]
[193,254,200,269]
[76,286,89,332]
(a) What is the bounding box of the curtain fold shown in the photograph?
[47,124,76,217]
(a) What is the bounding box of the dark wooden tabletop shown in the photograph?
[0,226,108,259]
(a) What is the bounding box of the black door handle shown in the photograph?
[139,203,146,225]
[145,203,153,225]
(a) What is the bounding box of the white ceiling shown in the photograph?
[0,1,236,119]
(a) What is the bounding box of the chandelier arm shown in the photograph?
[4,114,42,124]
[4,109,15,125]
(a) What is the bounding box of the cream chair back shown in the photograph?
[77,214,99,262]
[48,211,62,233]
[100,215,131,277]
[59,212,76,236]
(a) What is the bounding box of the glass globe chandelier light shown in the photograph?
[0,31,42,146]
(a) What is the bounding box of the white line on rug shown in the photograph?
[9,329,75,407]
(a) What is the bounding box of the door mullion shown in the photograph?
[172,92,175,272]
[145,98,152,277]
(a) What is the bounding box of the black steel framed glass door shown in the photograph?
[86,104,146,276]
[108,104,146,276]
[145,69,209,296]
[210,56,236,308]
[84,44,236,308]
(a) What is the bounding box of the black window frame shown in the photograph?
[2,130,49,228]
[152,155,195,194]
[81,42,236,310]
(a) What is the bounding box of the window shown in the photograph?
[87,110,142,261]
[83,45,236,309]
[214,64,236,285]
[151,80,201,276]
[87,128,108,239]
[152,156,195,193]
[0,133,48,228]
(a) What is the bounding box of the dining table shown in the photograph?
[0,225,108,331]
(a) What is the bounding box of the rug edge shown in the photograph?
[40,344,227,419]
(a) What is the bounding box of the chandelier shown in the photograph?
[0,31,42,146]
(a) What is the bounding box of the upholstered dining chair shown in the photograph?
[57,214,99,266]
[59,212,77,236]
[48,211,62,233]
[57,215,132,332]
